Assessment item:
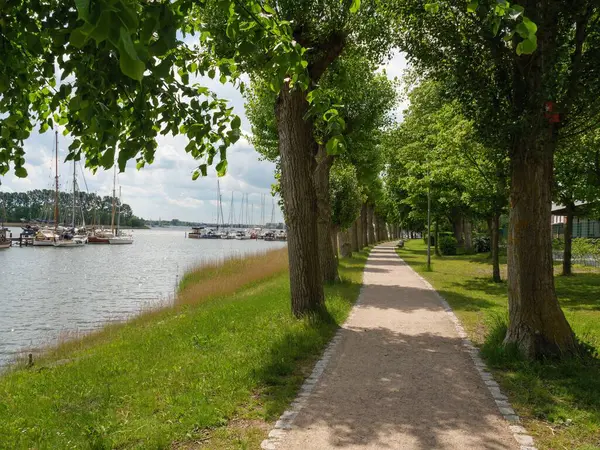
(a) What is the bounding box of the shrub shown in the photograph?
[439,236,458,255]
[473,235,491,253]
[572,238,598,259]
[552,238,564,251]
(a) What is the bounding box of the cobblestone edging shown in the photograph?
[260,284,366,450]
[404,258,537,450]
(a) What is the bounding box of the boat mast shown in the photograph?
[72,159,76,228]
[110,163,116,234]
[116,186,121,235]
[54,130,59,233]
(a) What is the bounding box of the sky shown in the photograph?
[0,51,408,224]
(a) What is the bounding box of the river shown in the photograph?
[0,227,286,368]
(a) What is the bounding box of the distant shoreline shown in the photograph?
[2,222,150,230]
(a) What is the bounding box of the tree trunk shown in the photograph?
[464,219,473,252]
[562,203,574,276]
[276,86,324,317]
[339,229,351,258]
[367,204,375,244]
[313,145,338,283]
[360,203,368,248]
[350,220,359,253]
[451,209,464,246]
[505,133,576,358]
[434,220,441,256]
[490,213,501,283]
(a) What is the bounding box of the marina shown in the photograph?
[0,227,286,368]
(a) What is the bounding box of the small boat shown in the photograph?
[225,230,237,239]
[88,229,113,244]
[0,228,11,249]
[264,231,275,242]
[235,231,250,240]
[33,228,59,246]
[53,236,86,247]
[202,229,220,239]
[275,230,287,241]
[109,234,133,245]
[188,226,205,239]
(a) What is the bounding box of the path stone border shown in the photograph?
[402,255,537,450]
[260,284,367,450]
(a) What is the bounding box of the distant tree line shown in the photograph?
[0,190,145,228]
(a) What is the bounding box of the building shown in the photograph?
[551,202,600,238]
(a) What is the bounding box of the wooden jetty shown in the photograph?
[11,235,34,247]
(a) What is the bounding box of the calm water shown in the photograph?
[0,227,286,367]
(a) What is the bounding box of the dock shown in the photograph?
[10,236,34,247]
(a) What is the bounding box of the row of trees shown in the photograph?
[2,0,599,361]
[0,190,145,228]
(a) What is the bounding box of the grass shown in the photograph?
[0,247,371,449]
[399,239,600,450]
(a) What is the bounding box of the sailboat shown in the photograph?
[51,132,85,248]
[109,186,133,245]
[34,132,61,246]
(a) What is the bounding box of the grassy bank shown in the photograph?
[399,240,600,450]
[0,247,370,449]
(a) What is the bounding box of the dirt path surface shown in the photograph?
[280,242,518,450]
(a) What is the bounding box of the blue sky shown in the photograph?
[0,52,407,223]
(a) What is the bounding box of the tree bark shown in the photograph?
[434,220,441,256]
[490,212,501,283]
[367,204,375,244]
[464,219,473,252]
[360,203,368,248]
[350,220,359,253]
[276,86,324,317]
[339,229,351,258]
[505,133,576,358]
[562,203,574,276]
[451,209,464,246]
[313,145,338,283]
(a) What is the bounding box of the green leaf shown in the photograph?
[350,0,360,13]
[325,135,345,155]
[467,1,478,13]
[522,17,537,34]
[89,11,111,43]
[515,22,529,38]
[120,52,145,81]
[15,167,28,178]
[508,5,524,19]
[199,164,207,177]
[517,35,537,55]
[263,4,276,14]
[192,170,200,180]
[424,3,439,13]
[491,16,501,36]
[216,159,228,176]
[231,116,241,130]
[69,28,87,48]
[74,0,90,21]
[119,27,139,61]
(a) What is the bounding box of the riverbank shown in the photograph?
[0,247,370,448]
[398,240,600,450]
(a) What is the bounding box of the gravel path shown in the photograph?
[277,242,518,449]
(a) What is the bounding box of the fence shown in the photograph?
[553,251,600,268]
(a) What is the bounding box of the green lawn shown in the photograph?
[399,240,600,450]
[0,248,370,449]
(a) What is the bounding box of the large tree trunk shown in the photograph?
[313,146,338,283]
[367,204,376,244]
[276,87,324,317]
[350,220,359,253]
[338,229,351,258]
[490,212,501,283]
[562,203,574,276]
[505,134,576,358]
[451,209,464,246]
[464,219,473,252]
[360,203,368,248]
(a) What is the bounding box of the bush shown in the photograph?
[473,235,491,253]
[572,238,600,260]
[439,236,458,255]
[552,238,564,251]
